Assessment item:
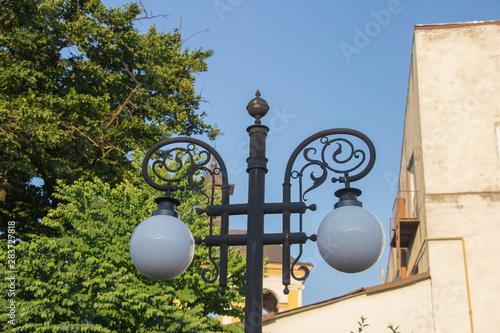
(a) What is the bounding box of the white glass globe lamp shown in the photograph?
[317,188,385,273]
[129,198,195,280]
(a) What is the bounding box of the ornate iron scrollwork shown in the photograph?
[282,128,376,287]
[142,137,231,289]
[288,131,375,202]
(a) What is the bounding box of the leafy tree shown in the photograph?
[0,175,245,332]
[0,0,216,238]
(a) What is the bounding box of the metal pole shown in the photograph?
[244,123,269,332]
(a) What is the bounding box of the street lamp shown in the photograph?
[129,91,384,332]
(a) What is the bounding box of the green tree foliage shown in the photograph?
[0,0,216,238]
[0,176,245,332]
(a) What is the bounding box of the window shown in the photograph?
[262,291,279,313]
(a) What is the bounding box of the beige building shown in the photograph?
[263,20,500,332]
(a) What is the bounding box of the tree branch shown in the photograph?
[66,123,99,148]
[0,125,10,139]
[126,0,169,25]
[105,85,140,128]
[178,17,210,50]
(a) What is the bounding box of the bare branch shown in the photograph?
[126,0,169,25]
[76,0,83,22]
[121,50,140,86]
[177,17,210,51]
[180,27,210,49]
[0,0,8,36]
[126,14,168,25]
[178,97,211,105]
[99,52,145,128]
[105,85,140,128]
[137,0,148,18]
[0,125,10,139]
[102,142,128,160]
[66,123,99,147]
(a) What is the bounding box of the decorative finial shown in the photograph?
[246,89,269,124]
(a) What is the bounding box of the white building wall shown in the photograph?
[264,278,434,333]
[414,22,500,333]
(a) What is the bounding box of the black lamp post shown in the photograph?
[129,91,385,333]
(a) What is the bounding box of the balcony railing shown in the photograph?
[390,191,420,279]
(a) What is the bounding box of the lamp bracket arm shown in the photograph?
[280,128,375,292]
[142,137,232,293]
[283,128,376,202]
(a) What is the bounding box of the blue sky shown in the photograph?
[103,0,499,306]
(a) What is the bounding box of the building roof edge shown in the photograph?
[262,272,431,322]
[415,20,500,29]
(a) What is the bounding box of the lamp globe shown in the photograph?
[317,205,384,273]
[129,214,195,280]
